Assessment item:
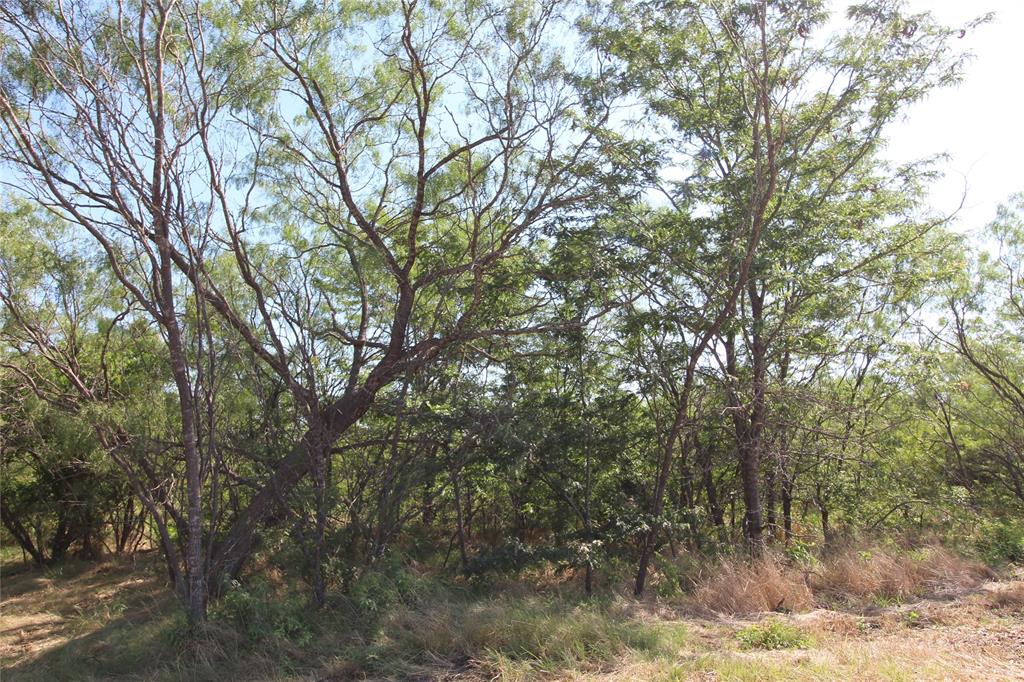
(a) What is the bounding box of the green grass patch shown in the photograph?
[735,619,811,650]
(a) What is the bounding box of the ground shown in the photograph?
[1,553,1022,681]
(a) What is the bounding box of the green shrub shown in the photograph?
[975,520,1024,564]
[782,538,818,567]
[654,560,684,598]
[349,553,430,614]
[735,619,810,650]
[213,580,313,645]
[464,539,570,576]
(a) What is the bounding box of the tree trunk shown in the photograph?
[782,478,793,543]
[740,445,763,556]
[208,384,381,590]
[634,388,691,596]
[699,435,726,535]
[451,465,469,574]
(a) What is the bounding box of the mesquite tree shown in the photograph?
[1,0,614,618]
[589,0,977,591]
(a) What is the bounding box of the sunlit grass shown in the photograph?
[1,548,1020,681]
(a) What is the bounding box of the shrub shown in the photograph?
[464,539,570,576]
[974,520,1024,565]
[735,619,810,650]
[348,552,434,615]
[782,538,818,567]
[213,580,312,645]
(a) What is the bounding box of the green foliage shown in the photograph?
[213,580,313,646]
[654,559,685,599]
[736,620,812,650]
[974,520,1024,565]
[348,554,431,615]
[783,539,818,567]
[465,540,571,577]
[0,0,1016,641]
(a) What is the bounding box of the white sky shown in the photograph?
[881,0,1024,235]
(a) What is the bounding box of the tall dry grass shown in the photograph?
[690,554,814,615]
[688,544,996,614]
[812,545,995,603]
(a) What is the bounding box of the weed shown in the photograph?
[735,619,811,650]
[782,538,818,567]
[872,594,903,608]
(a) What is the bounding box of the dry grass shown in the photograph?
[981,580,1024,611]
[812,544,995,604]
[366,593,684,679]
[689,554,814,615]
[684,543,998,616]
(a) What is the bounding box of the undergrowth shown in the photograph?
[735,619,811,650]
[1,538,1018,681]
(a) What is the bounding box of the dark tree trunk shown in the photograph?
[1,514,46,566]
[765,466,777,540]
[699,436,726,534]
[739,443,764,556]
[452,466,469,573]
[782,478,794,543]
[634,386,691,596]
[724,324,765,559]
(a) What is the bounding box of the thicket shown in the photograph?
[1,0,1021,631]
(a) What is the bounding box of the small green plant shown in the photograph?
[782,538,818,566]
[655,559,684,598]
[348,553,428,614]
[735,619,811,650]
[872,594,903,608]
[905,610,922,626]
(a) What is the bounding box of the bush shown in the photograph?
[782,538,818,567]
[348,552,436,615]
[213,580,312,645]
[974,520,1024,565]
[464,539,570,576]
[735,619,810,650]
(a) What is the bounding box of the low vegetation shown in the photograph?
[3,539,1022,681]
[735,620,812,651]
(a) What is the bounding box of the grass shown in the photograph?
[736,619,812,650]
[684,542,997,616]
[689,553,814,615]
[811,544,996,605]
[1,544,1022,681]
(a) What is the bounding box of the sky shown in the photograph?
[881,0,1024,235]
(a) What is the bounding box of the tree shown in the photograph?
[589,0,975,590]
[1,0,615,616]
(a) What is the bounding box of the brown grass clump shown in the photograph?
[687,544,997,616]
[981,581,1024,611]
[813,545,994,603]
[691,554,814,615]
